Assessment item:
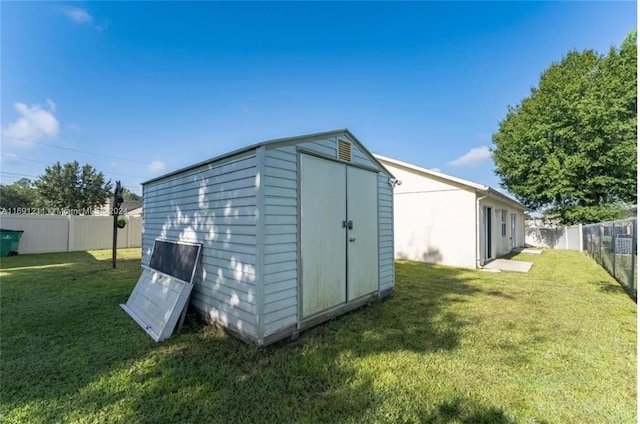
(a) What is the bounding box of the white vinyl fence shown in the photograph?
[525,224,583,251]
[0,214,142,254]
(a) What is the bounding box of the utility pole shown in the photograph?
[112,181,124,269]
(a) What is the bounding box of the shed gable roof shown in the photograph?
[144,129,393,185]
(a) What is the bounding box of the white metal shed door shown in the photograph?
[121,267,193,342]
[347,166,379,300]
[300,154,347,318]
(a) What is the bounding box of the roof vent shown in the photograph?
[337,139,352,162]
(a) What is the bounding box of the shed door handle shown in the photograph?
[349,237,356,242]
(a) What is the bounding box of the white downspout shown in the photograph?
[476,192,489,268]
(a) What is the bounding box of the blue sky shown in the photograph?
[1,1,636,196]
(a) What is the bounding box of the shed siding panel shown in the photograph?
[264,156,297,172]
[144,187,257,205]
[264,315,297,337]
[142,153,259,338]
[264,306,298,326]
[143,157,257,196]
[378,173,395,292]
[297,136,379,170]
[261,146,300,337]
[297,140,336,157]
[264,197,297,207]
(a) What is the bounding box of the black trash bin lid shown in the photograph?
[0,229,24,233]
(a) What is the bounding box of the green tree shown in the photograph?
[493,34,637,224]
[0,178,39,210]
[122,187,141,201]
[34,161,112,211]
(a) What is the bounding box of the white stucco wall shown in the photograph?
[383,162,478,269]
[478,196,526,262]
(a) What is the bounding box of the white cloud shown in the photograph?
[2,100,60,146]
[1,153,20,164]
[447,146,492,167]
[149,161,166,173]
[61,7,93,24]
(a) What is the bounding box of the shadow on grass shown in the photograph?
[58,311,521,423]
[591,279,628,295]
[1,254,151,422]
[422,398,522,424]
[2,256,516,423]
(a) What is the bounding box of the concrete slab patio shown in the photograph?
[515,248,544,255]
[483,259,534,273]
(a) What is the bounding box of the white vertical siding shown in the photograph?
[378,173,394,291]
[0,215,69,253]
[142,153,259,338]
[0,214,142,253]
[126,215,142,248]
[69,216,129,250]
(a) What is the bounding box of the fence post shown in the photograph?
[599,225,603,265]
[612,223,616,279]
[579,223,583,252]
[66,215,72,252]
[632,219,637,294]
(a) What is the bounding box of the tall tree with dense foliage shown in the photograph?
[493,33,637,224]
[34,161,112,211]
[0,178,39,210]
[122,187,142,201]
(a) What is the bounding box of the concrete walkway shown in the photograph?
[514,248,544,255]
[482,259,534,273]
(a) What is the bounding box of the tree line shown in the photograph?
[0,161,140,213]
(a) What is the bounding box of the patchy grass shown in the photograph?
[1,248,636,423]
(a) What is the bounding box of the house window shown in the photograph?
[501,210,507,236]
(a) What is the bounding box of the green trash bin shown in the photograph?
[0,229,24,256]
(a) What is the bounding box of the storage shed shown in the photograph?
[142,129,395,345]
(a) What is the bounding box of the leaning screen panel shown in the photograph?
[148,240,201,283]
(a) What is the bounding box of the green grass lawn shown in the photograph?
[1,249,636,423]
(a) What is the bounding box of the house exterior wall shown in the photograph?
[381,161,478,269]
[260,134,394,340]
[478,196,526,262]
[142,151,259,339]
